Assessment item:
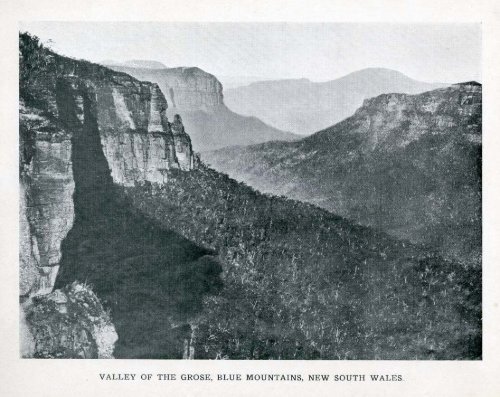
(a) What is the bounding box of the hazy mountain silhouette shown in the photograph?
[224,68,448,135]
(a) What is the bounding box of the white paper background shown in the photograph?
[1,1,499,395]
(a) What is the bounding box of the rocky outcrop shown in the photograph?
[95,81,193,185]
[66,74,194,187]
[171,114,194,170]
[162,67,224,111]
[98,86,194,184]
[22,282,118,358]
[352,81,482,151]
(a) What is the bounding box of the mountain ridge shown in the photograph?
[224,68,449,135]
[204,83,482,265]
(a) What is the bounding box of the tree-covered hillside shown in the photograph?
[123,165,481,359]
[204,84,482,267]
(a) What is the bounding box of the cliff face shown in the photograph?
[107,65,223,112]
[20,36,195,297]
[19,33,198,358]
[162,67,224,111]
[20,103,75,297]
[348,82,481,151]
[204,83,482,265]
[68,74,194,187]
[95,82,194,185]
[105,63,298,151]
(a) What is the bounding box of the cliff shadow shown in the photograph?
[54,79,222,359]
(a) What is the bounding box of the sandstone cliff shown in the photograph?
[155,66,224,112]
[106,63,298,151]
[20,102,75,297]
[106,65,223,112]
[350,81,481,151]
[20,33,195,297]
[19,33,196,358]
[96,82,194,185]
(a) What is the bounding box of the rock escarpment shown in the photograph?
[160,67,224,111]
[20,102,75,297]
[96,82,194,185]
[105,63,298,151]
[106,65,223,112]
[19,33,198,358]
[63,70,194,187]
[20,33,195,298]
[350,81,481,151]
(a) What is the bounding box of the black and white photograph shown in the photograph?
[17,21,482,361]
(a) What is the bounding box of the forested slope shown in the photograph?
[123,166,481,359]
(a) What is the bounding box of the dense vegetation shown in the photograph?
[204,85,482,267]
[123,165,481,359]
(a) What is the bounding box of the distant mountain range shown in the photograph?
[204,82,482,265]
[224,68,448,135]
[102,63,298,151]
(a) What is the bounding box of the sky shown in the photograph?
[19,22,481,84]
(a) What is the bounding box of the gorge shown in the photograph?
[19,32,481,360]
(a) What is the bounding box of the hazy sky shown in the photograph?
[20,22,481,83]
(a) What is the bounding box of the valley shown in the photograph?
[18,31,482,360]
[204,83,482,266]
